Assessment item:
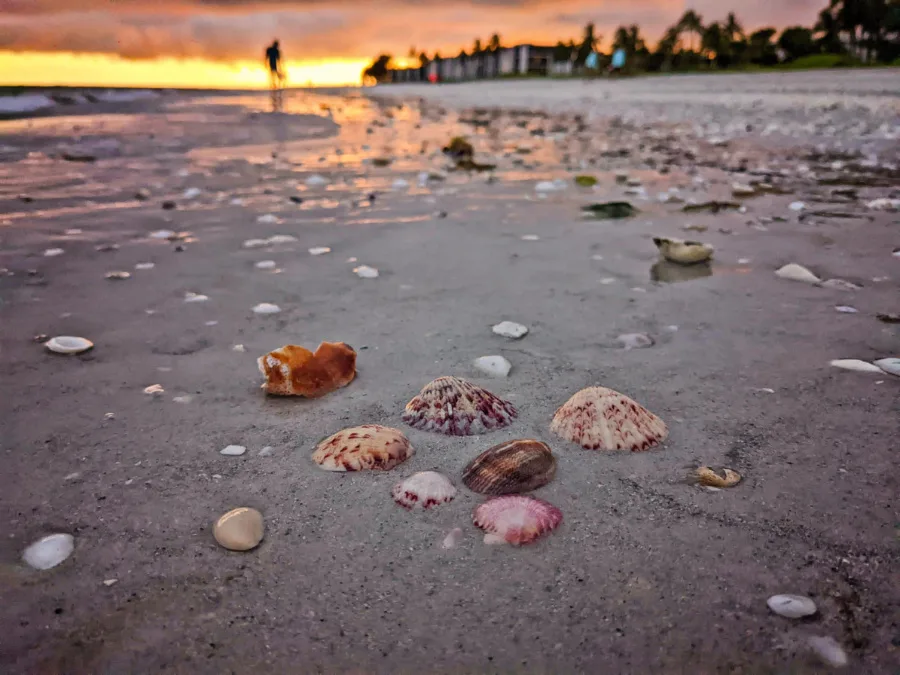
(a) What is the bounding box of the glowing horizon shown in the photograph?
[0,52,370,89]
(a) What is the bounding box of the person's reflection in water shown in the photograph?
[266,40,285,112]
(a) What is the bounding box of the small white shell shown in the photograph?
[43,248,65,257]
[144,384,165,395]
[392,471,457,509]
[184,292,209,303]
[45,336,93,354]
[473,355,512,378]
[255,260,277,269]
[22,533,74,570]
[354,265,379,279]
[775,263,820,284]
[267,234,297,244]
[252,303,281,314]
[767,594,817,618]
[492,321,528,339]
[257,214,279,224]
[874,357,900,377]
[243,238,269,249]
[305,174,328,187]
[149,229,176,240]
[308,247,331,256]
[829,359,882,373]
[135,262,155,270]
[808,636,848,667]
[104,271,131,280]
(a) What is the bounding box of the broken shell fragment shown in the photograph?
[184,292,209,303]
[775,263,820,284]
[473,495,562,546]
[492,321,528,339]
[213,507,264,552]
[767,594,817,619]
[353,265,379,278]
[874,358,900,377]
[653,237,714,265]
[144,384,164,395]
[308,247,331,256]
[402,376,517,436]
[695,466,742,488]
[43,248,65,257]
[22,533,75,570]
[392,471,457,509]
[313,424,413,472]
[257,342,356,397]
[45,336,93,354]
[473,355,512,378]
[550,386,667,451]
[829,359,882,373]
[104,270,131,280]
[462,439,556,495]
[442,528,463,549]
[252,303,281,314]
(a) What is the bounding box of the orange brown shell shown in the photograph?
[550,386,667,451]
[312,424,413,471]
[257,342,356,398]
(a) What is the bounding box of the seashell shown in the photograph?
[149,229,176,240]
[257,341,356,397]
[267,234,297,245]
[144,384,164,395]
[521,234,540,241]
[821,278,860,291]
[45,336,93,354]
[43,248,64,257]
[617,333,653,350]
[866,197,900,211]
[220,444,246,456]
[653,237,713,265]
[402,376,517,436]
[391,471,457,509]
[135,262,155,270]
[313,424,413,471]
[257,213,278,224]
[473,495,562,546]
[308,247,331,256]
[789,201,806,211]
[834,305,857,313]
[22,533,75,570]
[214,507,264,551]
[255,260,276,269]
[695,466,742,488]
[473,355,511,378]
[873,357,900,377]
[305,174,328,187]
[64,228,83,235]
[767,594,817,619]
[808,636,848,668]
[775,263,820,284]
[183,187,201,199]
[353,265,379,278]
[184,292,209,303]
[731,183,758,197]
[462,439,556,495]
[104,270,131,280]
[252,302,281,314]
[441,527,463,549]
[243,238,269,249]
[829,359,882,373]
[550,386,667,451]
[492,321,528,339]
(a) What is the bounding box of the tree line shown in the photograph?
[363,0,899,81]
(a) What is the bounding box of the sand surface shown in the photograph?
[1,74,899,673]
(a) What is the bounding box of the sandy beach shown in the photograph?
[1,71,899,673]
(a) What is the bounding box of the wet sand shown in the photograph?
[1,74,899,673]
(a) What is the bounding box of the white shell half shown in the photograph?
[45,336,93,354]
[775,263,820,284]
[829,359,882,373]
[492,321,528,339]
[353,265,379,279]
[766,594,817,619]
[308,247,331,256]
[391,471,457,509]
[22,533,75,570]
[473,355,512,378]
[874,357,900,377]
[252,303,281,314]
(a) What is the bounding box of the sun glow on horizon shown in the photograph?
[0,52,369,89]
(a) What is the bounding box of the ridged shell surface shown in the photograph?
[313,425,413,471]
[402,376,517,436]
[550,386,667,451]
[462,439,556,495]
[391,471,457,509]
[473,495,562,546]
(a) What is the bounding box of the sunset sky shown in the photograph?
[0,0,824,89]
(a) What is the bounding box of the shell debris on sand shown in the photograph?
[308,247,331,256]
[695,466,742,488]
[402,376,517,436]
[220,445,246,456]
[45,336,93,354]
[313,425,413,472]
[43,248,65,257]
[442,528,464,549]
[252,303,281,314]
[617,333,654,350]
[392,471,457,509]
[257,342,356,397]
[213,507,264,552]
[462,439,556,495]
[829,359,883,373]
[550,386,667,451]
[492,321,528,339]
[653,237,714,265]
[766,594,817,619]
[22,533,75,570]
[104,270,131,280]
[184,292,209,303]
[353,265,379,279]
[473,355,512,378]
[775,263,820,284]
[473,495,562,546]
[143,384,165,395]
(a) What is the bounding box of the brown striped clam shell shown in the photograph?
[462,439,556,495]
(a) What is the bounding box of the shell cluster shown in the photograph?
[258,342,356,398]
[402,376,518,436]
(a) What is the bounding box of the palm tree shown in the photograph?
[815,6,843,53]
[677,10,704,52]
[488,34,502,51]
[701,22,727,64]
[724,12,744,42]
[472,39,483,55]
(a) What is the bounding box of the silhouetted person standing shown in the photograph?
[265,40,285,111]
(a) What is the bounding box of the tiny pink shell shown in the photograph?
[472,495,562,546]
[392,471,457,509]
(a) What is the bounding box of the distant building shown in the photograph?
[387,44,558,83]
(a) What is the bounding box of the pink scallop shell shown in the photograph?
[550,386,667,451]
[472,495,562,546]
[402,376,517,436]
[391,471,457,509]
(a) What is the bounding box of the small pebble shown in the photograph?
[354,265,379,279]
[144,384,164,395]
[473,355,512,378]
[214,507,264,551]
[766,594,817,618]
[492,321,528,339]
[219,445,246,456]
[184,292,209,303]
[617,333,654,350]
[252,303,281,314]
[521,235,540,241]
[258,446,275,457]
